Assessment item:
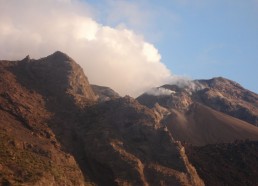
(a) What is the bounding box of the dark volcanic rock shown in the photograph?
[137,78,258,185]
[12,51,97,106]
[196,77,258,126]
[0,52,204,186]
[185,140,258,186]
[91,84,120,101]
[0,52,93,185]
[137,77,258,146]
[138,77,258,126]
[3,51,257,186]
[78,96,204,186]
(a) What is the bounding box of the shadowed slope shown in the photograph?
[185,140,258,186]
[78,96,204,186]
[196,77,258,126]
[165,103,258,146]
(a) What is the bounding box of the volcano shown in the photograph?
[0,52,258,186]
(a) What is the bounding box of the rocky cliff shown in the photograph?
[0,52,93,185]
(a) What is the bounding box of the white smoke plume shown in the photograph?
[146,87,176,96]
[146,76,205,96]
[169,77,205,91]
[0,0,172,97]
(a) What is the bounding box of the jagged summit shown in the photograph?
[196,76,243,90]
[17,51,97,105]
[21,55,31,62]
[45,50,73,62]
[138,77,258,126]
[137,77,258,146]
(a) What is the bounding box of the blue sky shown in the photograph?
[85,0,258,93]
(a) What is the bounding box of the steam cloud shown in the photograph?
[146,78,205,96]
[146,88,176,96]
[0,0,173,96]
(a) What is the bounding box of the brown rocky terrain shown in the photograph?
[78,96,204,186]
[137,78,258,185]
[0,52,204,186]
[196,77,258,126]
[137,77,258,127]
[1,51,258,186]
[163,103,258,146]
[137,78,258,145]
[91,84,120,101]
[185,140,258,186]
[0,52,92,185]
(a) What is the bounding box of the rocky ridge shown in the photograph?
[138,77,258,126]
[137,78,258,145]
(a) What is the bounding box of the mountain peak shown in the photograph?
[21,55,30,62]
[138,77,258,126]
[14,51,97,106]
[197,76,242,89]
[47,51,72,62]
